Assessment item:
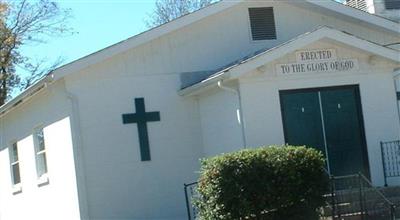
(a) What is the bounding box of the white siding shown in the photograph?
[64,66,204,219]
[198,88,244,157]
[0,81,81,220]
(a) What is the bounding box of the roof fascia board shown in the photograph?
[228,29,327,79]
[304,0,400,34]
[0,74,54,117]
[329,30,400,62]
[52,0,242,80]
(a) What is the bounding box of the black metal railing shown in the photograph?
[184,182,199,220]
[381,140,400,186]
[185,173,397,220]
[328,173,396,220]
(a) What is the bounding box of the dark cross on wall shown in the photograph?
[122,98,161,161]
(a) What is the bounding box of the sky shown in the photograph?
[20,0,157,73]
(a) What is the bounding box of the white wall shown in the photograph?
[64,62,204,219]
[198,87,244,157]
[0,80,81,220]
[237,40,400,186]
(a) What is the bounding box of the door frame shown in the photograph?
[278,84,371,178]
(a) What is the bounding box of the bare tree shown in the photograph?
[146,0,215,28]
[19,56,65,90]
[0,0,72,106]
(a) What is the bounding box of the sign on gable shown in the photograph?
[276,49,359,75]
[296,49,337,63]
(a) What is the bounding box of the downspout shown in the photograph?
[65,89,90,220]
[217,80,247,148]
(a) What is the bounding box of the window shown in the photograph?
[10,142,21,186]
[248,7,277,41]
[385,0,400,9]
[34,128,48,179]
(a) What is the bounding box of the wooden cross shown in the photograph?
[122,98,160,161]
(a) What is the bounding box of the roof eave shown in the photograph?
[0,74,54,118]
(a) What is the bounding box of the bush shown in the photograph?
[196,145,329,220]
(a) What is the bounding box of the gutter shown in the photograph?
[0,73,54,117]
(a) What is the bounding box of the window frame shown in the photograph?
[33,127,49,186]
[9,142,22,194]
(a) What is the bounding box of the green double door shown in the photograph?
[280,85,370,177]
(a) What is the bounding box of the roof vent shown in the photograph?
[346,0,368,11]
[248,7,277,41]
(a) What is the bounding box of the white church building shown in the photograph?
[0,0,399,219]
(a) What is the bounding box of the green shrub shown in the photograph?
[196,145,329,220]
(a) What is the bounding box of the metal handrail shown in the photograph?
[185,173,397,220]
[329,172,397,220]
[358,173,394,206]
[184,182,199,220]
[358,173,397,220]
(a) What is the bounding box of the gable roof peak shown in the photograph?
[179,26,400,96]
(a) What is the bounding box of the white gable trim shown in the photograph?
[179,26,400,96]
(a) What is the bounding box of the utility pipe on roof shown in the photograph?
[217,80,247,148]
